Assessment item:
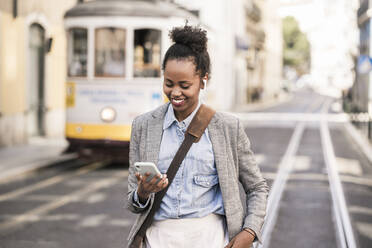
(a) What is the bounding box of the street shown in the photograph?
[0,89,371,248]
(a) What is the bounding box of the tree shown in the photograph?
[282,16,311,76]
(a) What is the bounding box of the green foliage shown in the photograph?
[283,16,311,75]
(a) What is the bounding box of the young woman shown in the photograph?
[127,25,268,248]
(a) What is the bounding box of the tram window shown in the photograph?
[68,28,87,77]
[134,29,161,78]
[95,28,126,77]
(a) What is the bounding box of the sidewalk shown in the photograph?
[0,137,76,182]
[232,92,292,113]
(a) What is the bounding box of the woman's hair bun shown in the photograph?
[169,24,208,54]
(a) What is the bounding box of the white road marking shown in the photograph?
[109,219,132,227]
[263,171,372,187]
[356,222,372,240]
[0,213,133,227]
[2,239,59,248]
[234,112,349,123]
[65,179,91,187]
[78,214,107,227]
[293,156,311,171]
[85,193,107,203]
[288,173,328,181]
[263,172,328,181]
[24,195,75,202]
[20,192,107,204]
[0,214,81,222]
[336,157,362,176]
[349,206,372,216]
[42,214,80,221]
[340,175,372,187]
[0,161,109,202]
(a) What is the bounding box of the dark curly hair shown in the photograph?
[162,24,211,79]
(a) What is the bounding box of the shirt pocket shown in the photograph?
[192,174,219,208]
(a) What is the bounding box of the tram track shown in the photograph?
[254,122,305,248]
[253,98,357,248]
[321,103,357,248]
[254,98,324,248]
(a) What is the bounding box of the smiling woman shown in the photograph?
[127,24,268,248]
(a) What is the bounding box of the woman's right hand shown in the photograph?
[136,173,168,203]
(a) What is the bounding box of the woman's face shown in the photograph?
[163,59,204,122]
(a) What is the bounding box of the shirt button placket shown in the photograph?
[176,124,184,143]
[175,121,186,218]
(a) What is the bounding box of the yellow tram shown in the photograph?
[64,0,199,161]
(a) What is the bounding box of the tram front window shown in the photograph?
[95,28,126,77]
[68,28,87,77]
[134,29,161,78]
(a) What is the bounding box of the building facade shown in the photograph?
[174,0,282,109]
[261,0,283,102]
[0,0,283,147]
[0,0,77,146]
[353,0,372,140]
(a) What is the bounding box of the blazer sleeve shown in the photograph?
[236,119,269,243]
[126,117,154,213]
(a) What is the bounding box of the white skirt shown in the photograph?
[144,214,229,248]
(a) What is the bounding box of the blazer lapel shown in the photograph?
[208,116,229,195]
[145,103,169,164]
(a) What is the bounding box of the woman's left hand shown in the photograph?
[224,229,255,248]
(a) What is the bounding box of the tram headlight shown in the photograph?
[100,106,116,123]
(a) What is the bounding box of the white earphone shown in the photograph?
[200,79,207,103]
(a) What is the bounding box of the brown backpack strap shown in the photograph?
[130,104,216,248]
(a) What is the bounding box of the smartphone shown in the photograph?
[134,162,162,183]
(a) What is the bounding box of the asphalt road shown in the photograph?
[0,88,371,248]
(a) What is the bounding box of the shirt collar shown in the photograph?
[163,101,201,130]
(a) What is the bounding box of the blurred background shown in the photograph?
[0,0,371,248]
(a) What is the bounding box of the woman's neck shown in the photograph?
[173,101,199,122]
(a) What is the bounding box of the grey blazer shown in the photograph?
[127,103,268,247]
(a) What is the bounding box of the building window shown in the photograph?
[68,28,87,77]
[95,27,126,77]
[134,29,161,78]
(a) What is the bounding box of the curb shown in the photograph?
[0,153,78,183]
[344,122,372,165]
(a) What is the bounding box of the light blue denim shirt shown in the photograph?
[133,102,225,220]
